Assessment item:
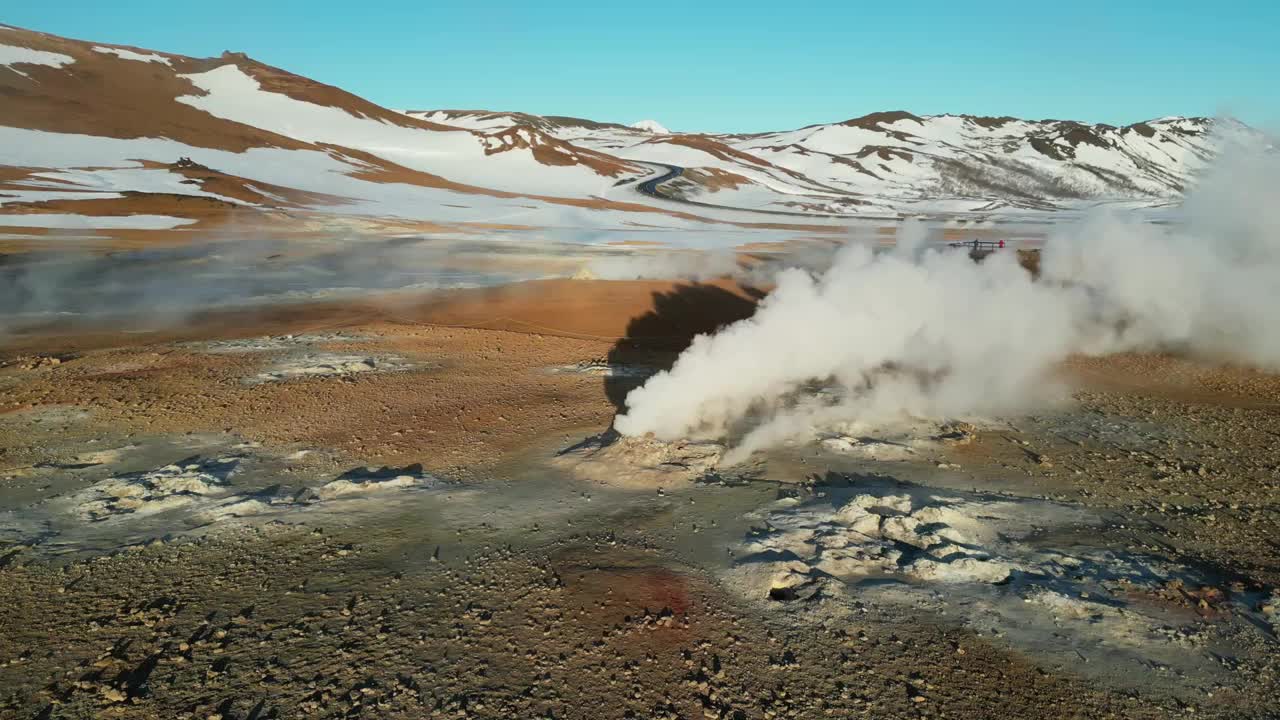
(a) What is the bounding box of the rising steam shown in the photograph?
[614,138,1280,463]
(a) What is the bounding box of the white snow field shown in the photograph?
[176,65,632,197]
[91,45,171,65]
[0,43,74,76]
[0,213,198,229]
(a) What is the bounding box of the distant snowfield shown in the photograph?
[727,114,1228,204]
[1,190,125,205]
[0,43,75,75]
[0,127,838,248]
[408,111,516,133]
[0,113,1205,244]
[92,45,171,65]
[0,213,198,229]
[25,167,243,204]
[0,125,544,223]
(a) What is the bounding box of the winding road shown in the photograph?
[628,161,906,223]
[635,163,684,198]
[628,161,1049,226]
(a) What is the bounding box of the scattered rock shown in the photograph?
[317,464,439,500]
[819,419,983,460]
[740,485,1020,585]
[187,333,364,354]
[72,457,241,521]
[554,431,724,488]
[7,355,69,371]
[546,362,656,379]
[244,352,420,384]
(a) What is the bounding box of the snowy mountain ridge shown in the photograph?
[0,23,1266,243]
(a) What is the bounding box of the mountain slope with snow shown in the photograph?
[723,112,1234,213]
[0,23,1265,242]
[0,26,741,240]
[405,107,1260,218]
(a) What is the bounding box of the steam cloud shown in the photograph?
[0,236,543,339]
[614,139,1280,463]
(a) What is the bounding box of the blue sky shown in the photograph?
[6,0,1278,132]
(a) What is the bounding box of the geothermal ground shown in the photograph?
[1,250,1279,720]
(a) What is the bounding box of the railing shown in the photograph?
[947,240,1005,251]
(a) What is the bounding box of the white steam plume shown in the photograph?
[614,139,1280,463]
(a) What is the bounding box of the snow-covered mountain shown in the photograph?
[0,26,711,240]
[440,109,1250,217]
[0,23,1264,242]
[712,112,1238,215]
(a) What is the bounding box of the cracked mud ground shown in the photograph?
[1,280,1278,719]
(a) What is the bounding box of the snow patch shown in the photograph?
[0,214,197,229]
[28,167,243,204]
[0,43,74,76]
[175,65,621,196]
[91,46,171,65]
[0,191,124,205]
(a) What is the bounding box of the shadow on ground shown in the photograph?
[604,283,761,414]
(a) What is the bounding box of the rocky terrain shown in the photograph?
[3,17,1279,720]
[1,277,1278,719]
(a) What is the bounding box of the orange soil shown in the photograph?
[0,279,763,471]
[1065,353,1280,409]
